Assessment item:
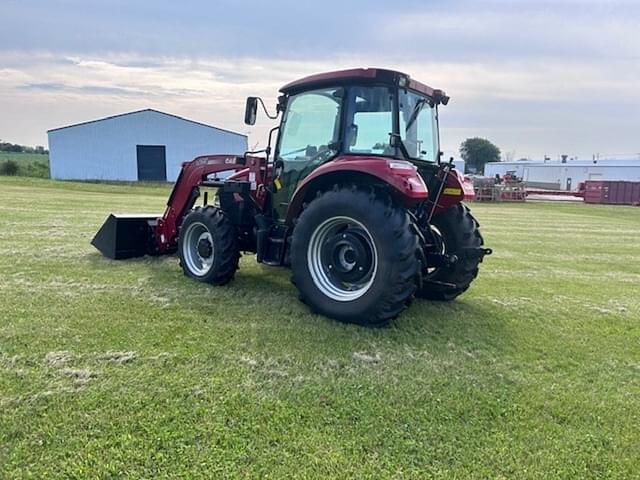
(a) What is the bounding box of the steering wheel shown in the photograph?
[307,147,333,166]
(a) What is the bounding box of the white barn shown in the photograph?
[484,159,640,191]
[47,109,247,182]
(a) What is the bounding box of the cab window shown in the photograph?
[344,86,394,155]
[278,88,342,162]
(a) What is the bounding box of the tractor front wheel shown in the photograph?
[291,188,419,327]
[416,203,484,300]
[178,206,239,285]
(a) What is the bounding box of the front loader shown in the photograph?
[92,68,492,326]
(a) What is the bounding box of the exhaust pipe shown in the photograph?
[91,213,161,259]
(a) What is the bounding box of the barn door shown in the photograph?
[136,145,166,181]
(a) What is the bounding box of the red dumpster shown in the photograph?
[584,180,640,205]
[584,181,605,203]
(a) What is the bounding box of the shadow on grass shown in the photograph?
[85,251,511,355]
[397,297,511,351]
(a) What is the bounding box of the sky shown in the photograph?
[1,0,639,160]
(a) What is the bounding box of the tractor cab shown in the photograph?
[245,68,450,221]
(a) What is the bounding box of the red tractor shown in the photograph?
[93,68,491,326]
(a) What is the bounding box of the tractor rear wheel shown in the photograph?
[178,206,239,285]
[416,203,484,300]
[290,188,419,327]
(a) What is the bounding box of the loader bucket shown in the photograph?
[91,214,160,259]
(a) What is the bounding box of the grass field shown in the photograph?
[0,152,49,178]
[1,177,638,478]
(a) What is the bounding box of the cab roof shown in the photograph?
[279,68,449,104]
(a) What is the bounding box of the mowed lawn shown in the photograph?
[1,177,638,479]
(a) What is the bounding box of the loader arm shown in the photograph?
[154,154,267,253]
[92,154,267,259]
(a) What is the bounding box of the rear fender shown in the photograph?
[285,156,428,224]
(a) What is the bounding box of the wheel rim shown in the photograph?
[426,225,445,277]
[307,216,378,302]
[182,222,214,276]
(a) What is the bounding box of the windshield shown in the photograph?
[399,90,438,162]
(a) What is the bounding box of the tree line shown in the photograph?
[0,141,48,154]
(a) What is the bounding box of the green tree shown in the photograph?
[460,137,501,174]
[0,159,19,176]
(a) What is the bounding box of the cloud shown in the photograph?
[18,82,66,92]
[0,1,639,159]
[19,82,143,96]
[2,0,638,61]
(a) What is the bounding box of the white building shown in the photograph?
[484,159,640,191]
[47,109,247,182]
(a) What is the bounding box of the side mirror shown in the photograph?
[244,97,258,125]
[276,95,287,114]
